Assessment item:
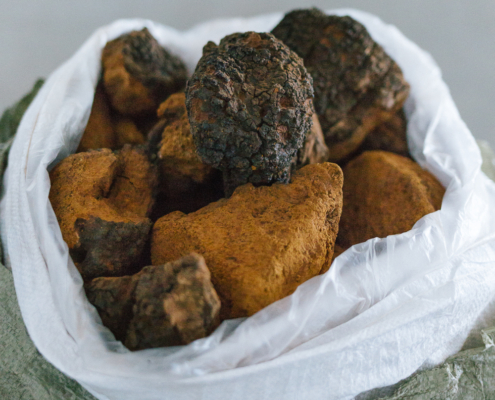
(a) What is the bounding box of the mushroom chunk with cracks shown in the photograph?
[186,32,314,197]
[272,8,410,162]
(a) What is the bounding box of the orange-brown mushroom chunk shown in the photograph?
[148,92,223,217]
[77,83,116,152]
[49,146,157,280]
[151,162,343,319]
[102,28,187,116]
[336,151,445,250]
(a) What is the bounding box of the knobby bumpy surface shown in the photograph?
[272,8,410,162]
[186,32,314,196]
[102,28,188,116]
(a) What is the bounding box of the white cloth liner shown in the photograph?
[3,8,495,400]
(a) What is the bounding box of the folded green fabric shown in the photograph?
[0,265,96,400]
[0,80,96,400]
[378,328,495,400]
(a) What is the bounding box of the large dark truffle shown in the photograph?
[272,8,410,162]
[186,32,314,197]
[102,28,188,116]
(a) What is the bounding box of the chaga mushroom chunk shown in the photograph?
[147,92,224,217]
[77,81,147,153]
[49,146,158,280]
[102,28,188,116]
[186,32,314,197]
[359,109,410,157]
[85,253,221,350]
[152,162,343,320]
[272,8,410,162]
[77,82,116,152]
[336,151,445,251]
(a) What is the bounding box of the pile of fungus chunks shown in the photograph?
[49,8,445,351]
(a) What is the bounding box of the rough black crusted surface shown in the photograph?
[73,217,152,281]
[272,8,410,161]
[186,32,314,196]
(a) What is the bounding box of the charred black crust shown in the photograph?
[185,32,314,196]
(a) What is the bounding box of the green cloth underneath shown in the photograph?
[0,80,96,399]
[0,266,96,400]
[378,328,495,399]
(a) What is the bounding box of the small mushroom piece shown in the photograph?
[336,151,445,251]
[186,32,314,197]
[77,82,116,152]
[147,92,224,217]
[85,253,221,350]
[102,28,188,116]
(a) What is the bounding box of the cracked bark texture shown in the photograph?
[272,8,410,162]
[49,146,157,280]
[102,28,188,116]
[186,32,314,197]
[85,254,221,350]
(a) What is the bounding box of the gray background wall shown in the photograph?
[1,0,494,145]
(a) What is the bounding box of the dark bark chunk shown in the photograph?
[186,32,314,196]
[125,254,221,350]
[86,254,221,350]
[74,217,152,280]
[272,8,410,162]
[85,275,138,342]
